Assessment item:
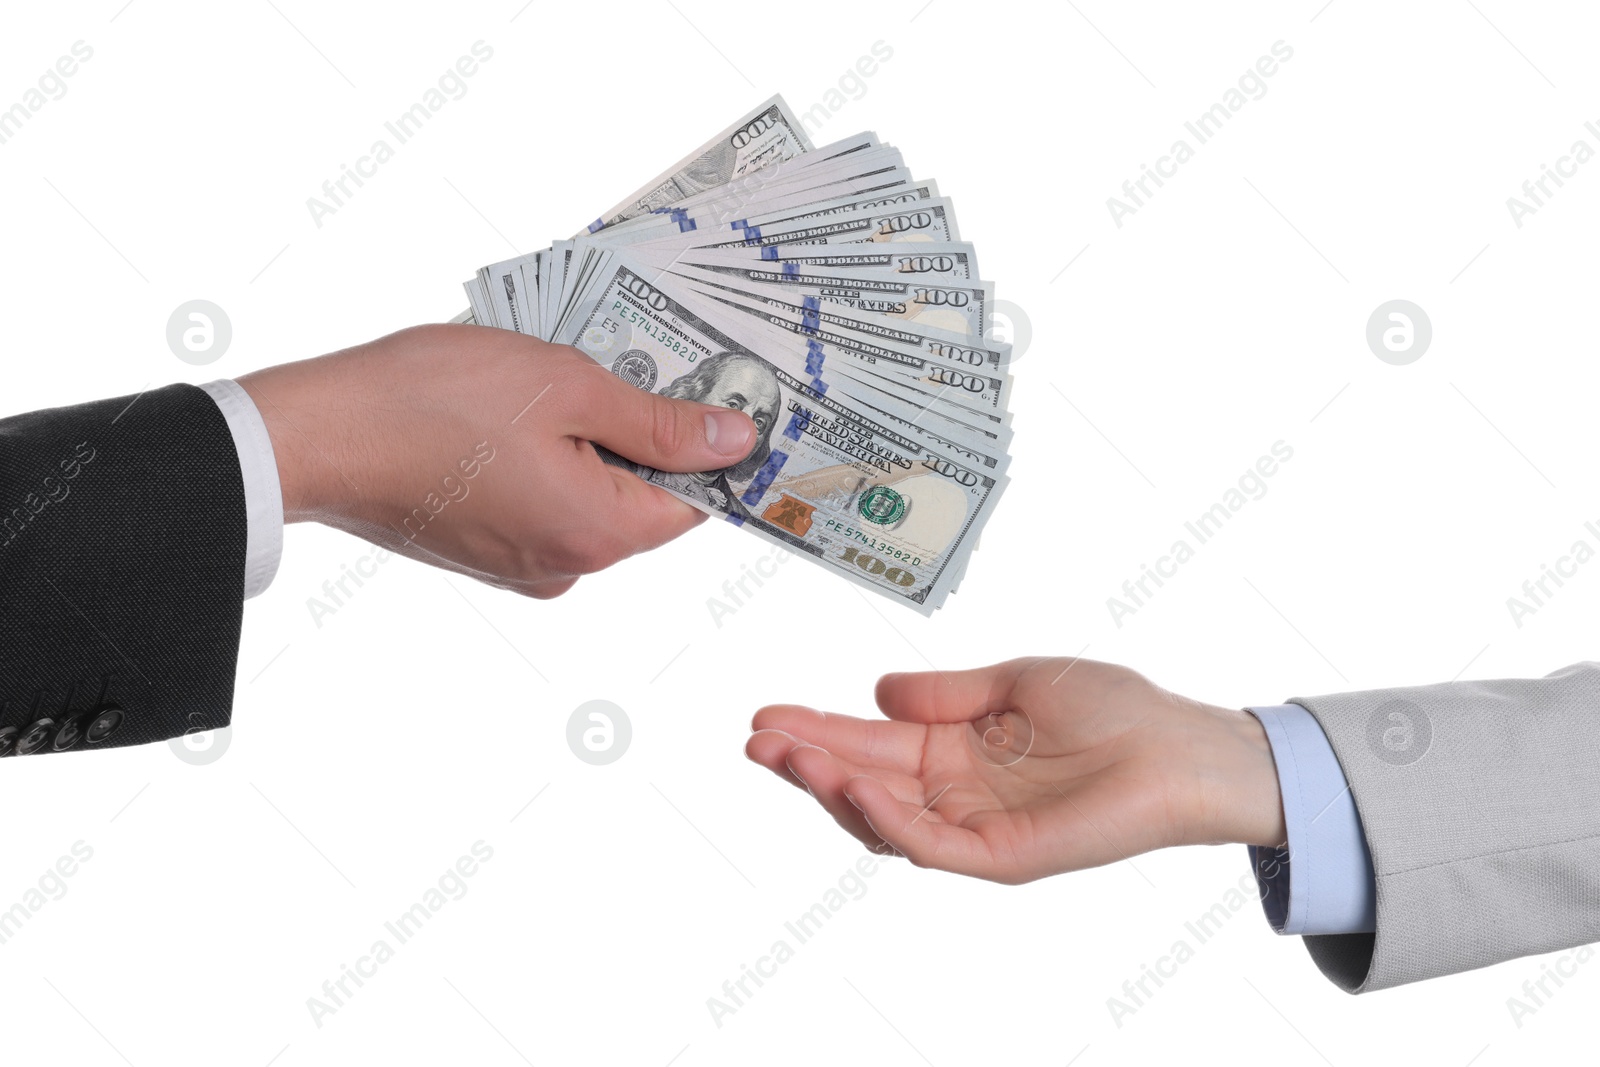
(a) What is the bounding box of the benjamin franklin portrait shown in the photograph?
[626,351,783,518]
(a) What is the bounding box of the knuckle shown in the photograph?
[547,533,614,576]
[649,398,693,459]
[526,577,578,600]
[394,322,451,348]
[537,535,579,575]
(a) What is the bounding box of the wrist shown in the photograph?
[238,358,358,524]
[1183,703,1287,849]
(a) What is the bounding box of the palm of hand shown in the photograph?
[748,658,1205,884]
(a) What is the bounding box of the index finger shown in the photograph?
[751,704,926,777]
[598,462,708,555]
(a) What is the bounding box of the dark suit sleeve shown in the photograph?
[0,384,247,757]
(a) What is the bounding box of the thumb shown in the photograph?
[577,369,758,473]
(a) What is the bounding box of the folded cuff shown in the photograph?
[1246,703,1376,936]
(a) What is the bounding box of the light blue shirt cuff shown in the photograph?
[1245,703,1375,936]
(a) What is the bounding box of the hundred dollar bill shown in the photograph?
[676,282,1013,441]
[669,270,1010,375]
[537,242,1013,424]
[576,154,916,253]
[608,182,943,262]
[581,134,885,243]
[553,259,1004,612]
[636,198,962,255]
[576,95,814,236]
[605,163,915,245]
[600,139,897,222]
[653,270,1017,450]
[706,181,940,238]
[664,260,993,337]
[685,241,980,281]
[677,281,1017,450]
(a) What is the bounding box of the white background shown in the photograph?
[2,1,1597,1063]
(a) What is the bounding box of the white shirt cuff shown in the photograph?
[198,379,283,599]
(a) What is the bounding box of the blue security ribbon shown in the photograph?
[804,339,826,376]
[782,409,812,441]
[739,450,790,506]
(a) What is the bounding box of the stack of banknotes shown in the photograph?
[456,96,1011,613]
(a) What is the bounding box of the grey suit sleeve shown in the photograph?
[1288,662,1600,992]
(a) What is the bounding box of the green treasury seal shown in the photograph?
[859,485,906,526]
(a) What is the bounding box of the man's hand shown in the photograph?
[239,324,757,598]
[746,657,1286,884]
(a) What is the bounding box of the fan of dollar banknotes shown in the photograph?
[456,96,1012,614]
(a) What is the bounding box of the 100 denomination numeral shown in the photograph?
[839,546,918,586]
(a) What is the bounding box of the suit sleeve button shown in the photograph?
[52,717,86,751]
[16,719,56,755]
[0,726,18,757]
[85,707,124,744]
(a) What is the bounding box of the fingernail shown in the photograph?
[844,792,863,811]
[704,410,754,458]
[785,756,813,794]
